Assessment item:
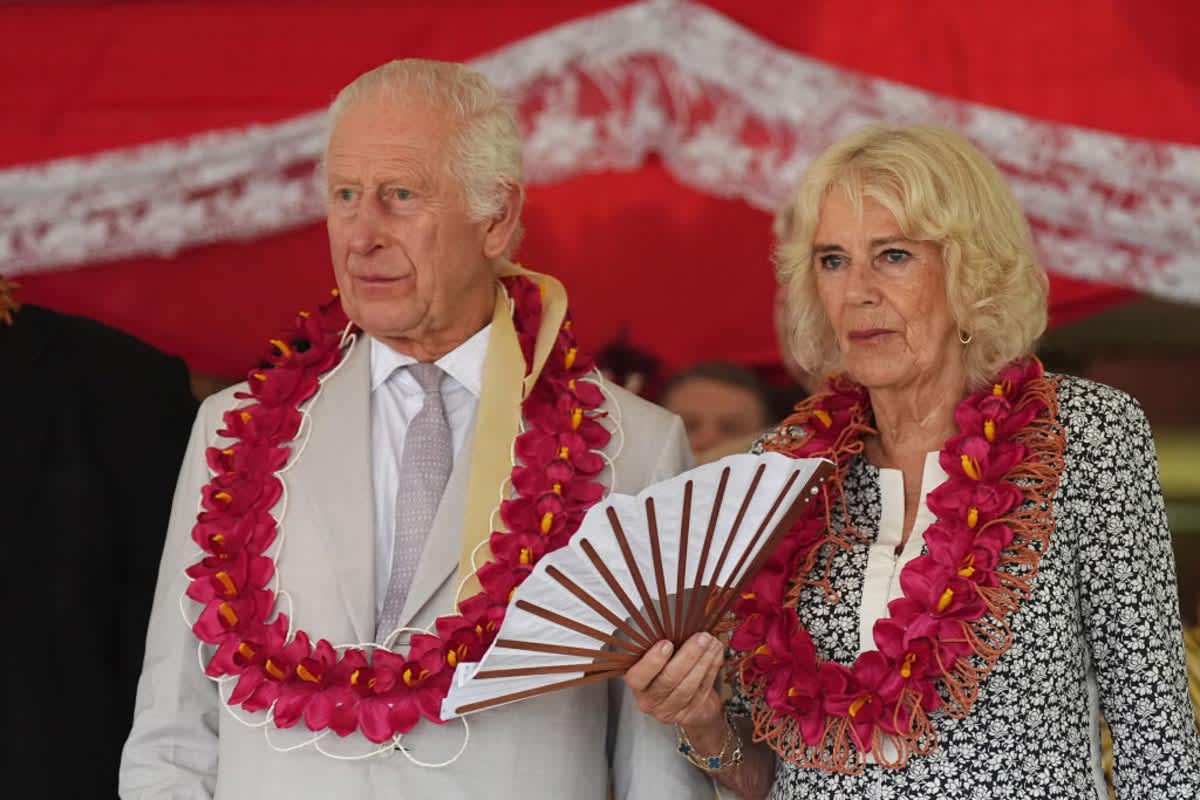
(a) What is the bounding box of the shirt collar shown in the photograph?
[369,324,492,398]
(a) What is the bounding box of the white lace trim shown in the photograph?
[3,0,1198,301]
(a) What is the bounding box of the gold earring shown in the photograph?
[958,330,973,345]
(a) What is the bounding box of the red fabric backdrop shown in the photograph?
[6,1,1196,378]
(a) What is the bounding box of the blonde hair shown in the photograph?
[775,125,1048,389]
[328,59,524,246]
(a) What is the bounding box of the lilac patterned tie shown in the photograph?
[377,362,453,640]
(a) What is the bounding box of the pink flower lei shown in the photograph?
[729,358,1065,773]
[184,275,612,743]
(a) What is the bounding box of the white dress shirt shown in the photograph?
[368,326,491,618]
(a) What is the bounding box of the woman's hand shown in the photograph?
[624,632,726,730]
[625,632,777,799]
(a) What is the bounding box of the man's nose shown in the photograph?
[346,196,386,255]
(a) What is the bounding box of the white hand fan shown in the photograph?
[441,452,834,719]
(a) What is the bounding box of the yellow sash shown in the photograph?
[454,262,568,600]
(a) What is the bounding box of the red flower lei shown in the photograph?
[729,358,1064,772]
[184,275,612,743]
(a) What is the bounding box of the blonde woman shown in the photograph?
[624,125,1200,798]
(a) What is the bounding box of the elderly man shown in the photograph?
[120,59,711,799]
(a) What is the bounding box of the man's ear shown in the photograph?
[482,181,525,260]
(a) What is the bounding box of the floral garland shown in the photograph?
[729,358,1064,772]
[184,275,613,743]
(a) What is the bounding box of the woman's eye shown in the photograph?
[880,248,911,264]
[819,253,847,270]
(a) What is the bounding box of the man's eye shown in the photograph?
[335,188,356,202]
[393,188,413,201]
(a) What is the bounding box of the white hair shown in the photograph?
[327,59,523,230]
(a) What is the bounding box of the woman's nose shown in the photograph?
[844,261,881,305]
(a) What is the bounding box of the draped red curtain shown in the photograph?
[5,0,1195,378]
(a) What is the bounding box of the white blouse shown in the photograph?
[857,451,944,654]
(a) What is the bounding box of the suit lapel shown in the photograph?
[292,334,377,643]
[394,418,477,629]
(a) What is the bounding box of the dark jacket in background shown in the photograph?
[1,304,198,799]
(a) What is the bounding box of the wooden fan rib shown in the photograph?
[578,538,658,650]
[545,564,655,651]
[673,481,693,646]
[605,507,668,644]
[644,497,675,644]
[699,468,803,631]
[695,463,766,633]
[513,599,642,656]
[452,669,623,716]
[474,661,629,680]
[495,638,638,664]
[701,461,835,631]
[681,466,730,641]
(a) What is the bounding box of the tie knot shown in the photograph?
[409,362,443,394]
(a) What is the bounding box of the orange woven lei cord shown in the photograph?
[727,358,1065,774]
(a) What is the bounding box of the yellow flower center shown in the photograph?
[214,571,237,597]
[218,603,239,627]
[960,454,981,481]
[447,644,468,668]
[936,587,955,613]
[848,694,872,718]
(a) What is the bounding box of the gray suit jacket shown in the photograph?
[120,334,714,799]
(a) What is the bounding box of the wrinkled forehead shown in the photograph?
[325,91,458,168]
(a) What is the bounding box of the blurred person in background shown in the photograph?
[0,276,197,799]
[660,360,772,463]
